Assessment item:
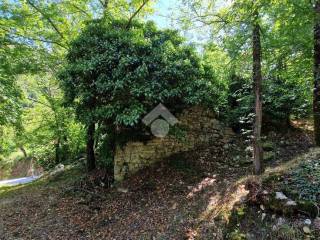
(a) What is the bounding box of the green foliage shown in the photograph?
[180,0,313,130]
[0,127,16,156]
[0,0,317,172]
[202,44,230,113]
[227,74,254,132]
[270,224,302,240]
[227,73,311,131]
[263,76,311,121]
[18,74,86,168]
[1,0,155,169]
[287,158,320,202]
[227,229,246,240]
[60,19,217,142]
[0,37,24,127]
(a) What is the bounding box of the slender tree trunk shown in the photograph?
[252,19,264,174]
[314,0,320,146]
[86,122,96,171]
[55,138,61,164]
[19,146,27,158]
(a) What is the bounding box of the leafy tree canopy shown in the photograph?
[59,19,218,135]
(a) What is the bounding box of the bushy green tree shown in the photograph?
[59,19,217,170]
[0,0,183,173]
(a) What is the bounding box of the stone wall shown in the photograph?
[114,106,232,181]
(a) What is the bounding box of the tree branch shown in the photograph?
[26,0,65,40]
[27,97,52,108]
[0,25,68,49]
[63,1,91,17]
[192,5,230,25]
[126,0,149,28]
[98,0,109,10]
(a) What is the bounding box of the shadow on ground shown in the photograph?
[0,128,314,240]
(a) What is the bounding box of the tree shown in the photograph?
[59,19,216,171]
[178,0,266,174]
[314,0,320,146]
[252,10,263,174]
[0,0,155,169]
[178,0,316,172]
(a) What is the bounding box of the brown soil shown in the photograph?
[0,129,314,240]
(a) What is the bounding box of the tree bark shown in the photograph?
[314,0,320,146]
[252,19,264,174]
[86,122,96,171]
[126,0,149,29]
[55,138,61,164]
[19,146,27,158]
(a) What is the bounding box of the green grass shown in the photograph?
[0,165,84,199]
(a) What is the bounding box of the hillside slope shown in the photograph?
[0,130,315,239]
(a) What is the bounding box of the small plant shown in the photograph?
[168,124,188,143]
[227,229,246,240]
[286,158,320,202]
[270,224,302,240]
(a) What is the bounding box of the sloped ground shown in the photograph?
[0,129,314,240]
[226,147,320,240]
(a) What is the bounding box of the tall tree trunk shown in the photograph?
[86,122,96,171]
[314,0,320,146]
[252,19,264,174]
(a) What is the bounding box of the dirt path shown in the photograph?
[0,176,40,187]
[0,150,253,240]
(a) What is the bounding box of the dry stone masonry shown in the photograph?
[114,106,232,181]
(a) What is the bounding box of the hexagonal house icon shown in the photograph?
[142,103,178,138]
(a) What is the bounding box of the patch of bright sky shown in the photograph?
[148,0,204,45]
[148,0,231,47]
[148,0,177,29]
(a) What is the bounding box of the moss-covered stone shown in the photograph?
[263,151,276,162]
[297,200,318,218]
[262,142,274,151]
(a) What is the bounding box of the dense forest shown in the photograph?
[1,0,320,239]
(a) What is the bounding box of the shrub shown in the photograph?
[227,74,311,132]
[286,157,320,202]
[59,19,218,167]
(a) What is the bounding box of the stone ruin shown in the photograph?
[114,106,233,181]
